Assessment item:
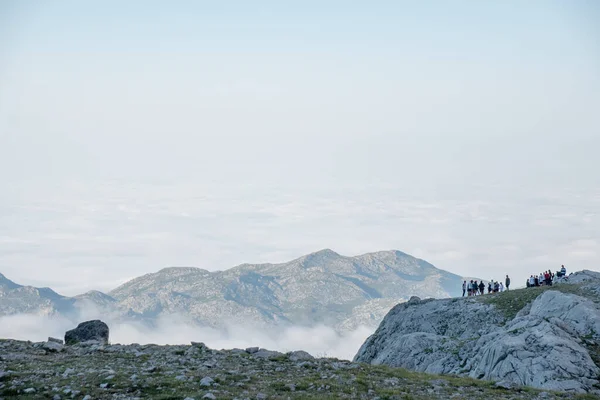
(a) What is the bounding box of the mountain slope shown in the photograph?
[354,270,600,393]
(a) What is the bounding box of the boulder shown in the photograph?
[43,341,64,353]
[65,320,109,345]
[288,350,314,361]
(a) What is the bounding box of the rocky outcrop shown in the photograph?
[355,275,600,393]
[64,320,109,345]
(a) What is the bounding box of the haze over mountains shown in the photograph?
[0,249,464,333]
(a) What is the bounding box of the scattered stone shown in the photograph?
[288,350,314,361]
[43,341,64,352]
[191,342,208,350]
[495,381,514,389]
[245,347,259,354]
[82,396,92,400]
[202,394,216,400]
[24,387,36,393]
[200,376,214,387]
[64,320,109,345]
[251,349,283,359]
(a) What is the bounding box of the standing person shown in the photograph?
[499,282,504,292]
[560,265,567,277]
[472,280,478,296]
[534,274,539,287]
[462,280,467,297]
[529,275,535,287]
[468,280,473,296]
[539,272,544,286]
[488,281,492,294]
[479,280,485,295]
[505,275,510,290]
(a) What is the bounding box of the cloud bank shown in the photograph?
[0,312,374,361]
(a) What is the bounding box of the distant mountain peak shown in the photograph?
[298,249,343,268]
[156,266,208,275]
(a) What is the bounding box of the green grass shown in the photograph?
[477,282,595,320]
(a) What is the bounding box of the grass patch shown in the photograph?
[478,283,593,320]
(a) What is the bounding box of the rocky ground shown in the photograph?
[1,339,599,400]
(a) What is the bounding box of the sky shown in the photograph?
[0,1,599,296]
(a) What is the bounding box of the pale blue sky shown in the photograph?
[0,1,599,294]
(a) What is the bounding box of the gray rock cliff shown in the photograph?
[354,270,600,393]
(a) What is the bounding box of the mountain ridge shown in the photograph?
[1,249,469,332]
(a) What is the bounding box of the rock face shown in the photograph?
[355,272,600,394]
[64,320,109,345]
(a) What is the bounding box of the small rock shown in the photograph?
[24,388,36,394]
[184,398,196,400]
[252,349,283,359]
[191,342,208,350]
[82,396,92,400]
[495,380,514,389]
[245,347,259,354]
[43,341,64,353]
[99,383,109,389]
[62,368,75,377]
[256,393,267,399]
[200,376,214,387]
[53,395,62,400]
[288,350,314,361]
[202,394,216,400]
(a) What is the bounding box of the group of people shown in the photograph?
[462,275,510,297]
[526,265,567,288]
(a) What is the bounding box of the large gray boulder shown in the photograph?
[355,276,600,394]
[64,320,109,345]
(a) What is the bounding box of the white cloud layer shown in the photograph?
[0,181,598,295]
